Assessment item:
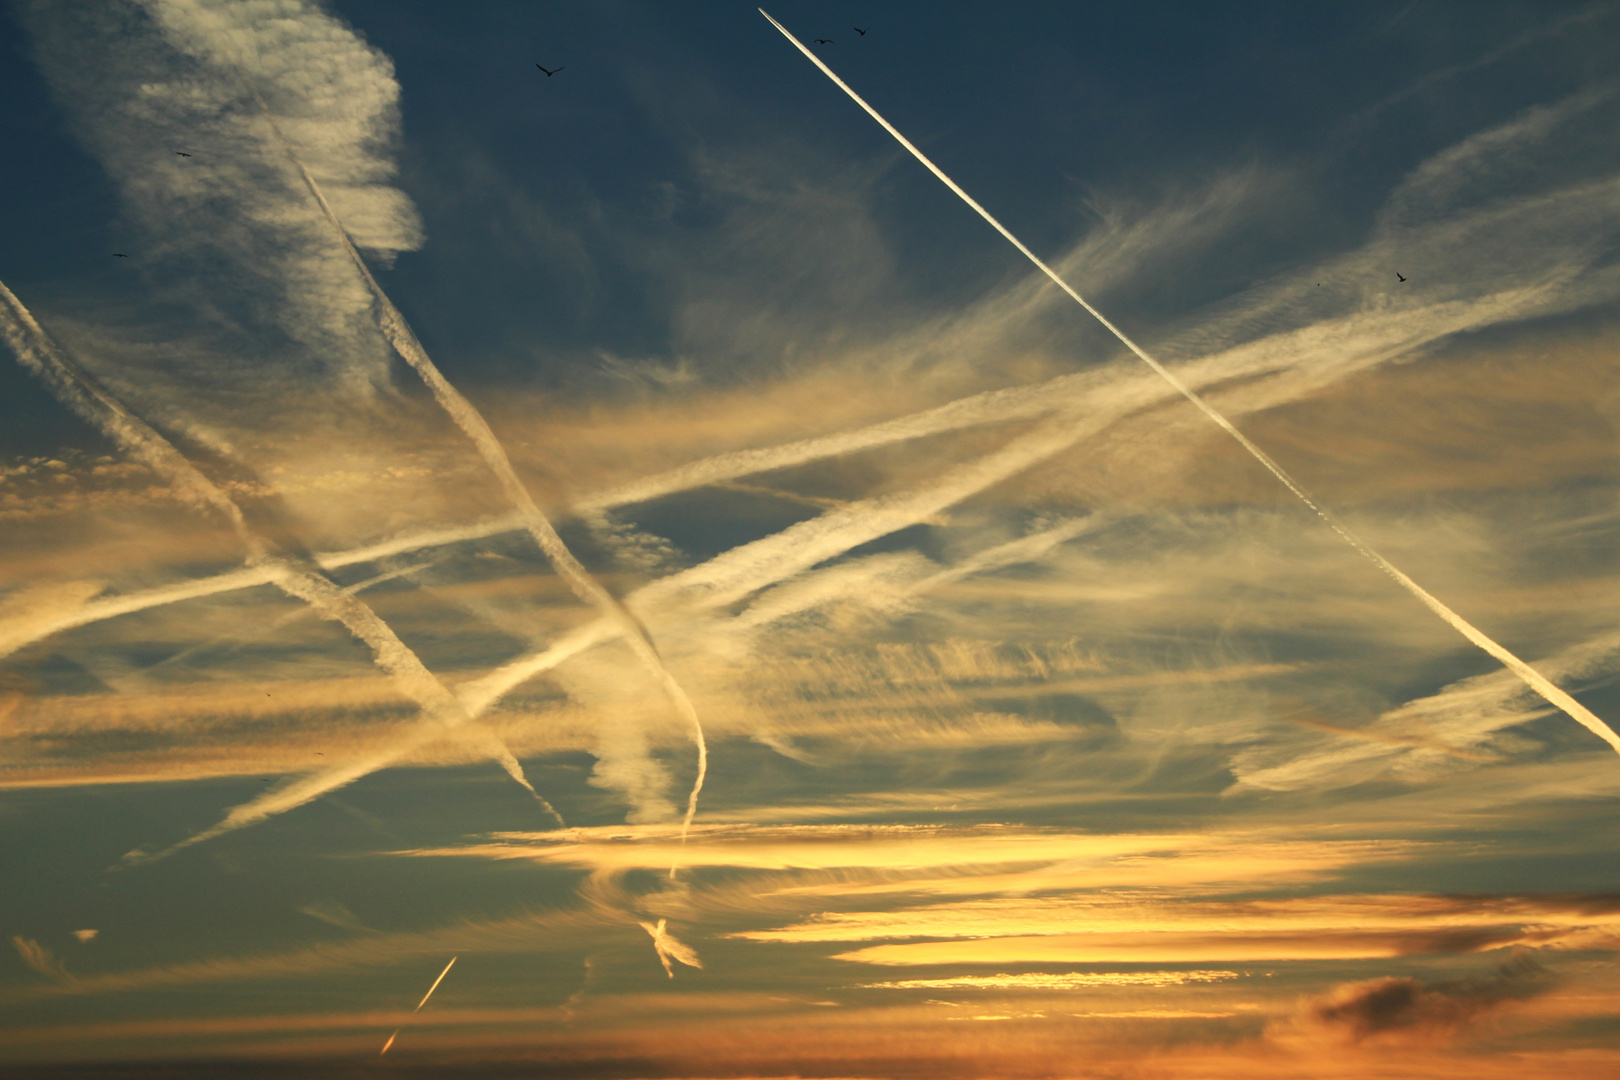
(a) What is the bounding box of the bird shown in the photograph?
[174,151,191,157]
[1396,272,1407,282]
[112,253,128,258]
[813,38,834,44]
[535,63,564,77]
[853,26,868,35]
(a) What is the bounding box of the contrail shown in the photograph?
[0,364,1104,663]
[138,558,442,680]
[759,9,1620,758]
[0,282,556,857]
[637,919,702,978]
[11,277,1583,838]
[380,954,456,1055]
[281,146,708,866]
[189,409,1120,847]
[0,278,1536,667]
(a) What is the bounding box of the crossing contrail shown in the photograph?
[0,276,1544,669]
[0,282,556,858]
[281,147,708,864]
[759,9,1620,758]
[380,955,456,1055]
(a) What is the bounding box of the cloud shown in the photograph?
[864,971,1241,990]
[638,919,702,978]
[18,0,423,433]
[12,936,71,982]
[1280,956,1555,1046]
[295,900,375,935]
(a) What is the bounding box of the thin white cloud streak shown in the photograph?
[135,556,442,682]
[0,516,525,663]
[718,518,1104,648]
[0,282,550,861]
[760,8,1620,759]
[380,954,456,1055]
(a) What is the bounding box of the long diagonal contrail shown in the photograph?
[380,955,456,1055]
[759,9,1620,757]
[275,139,707,863]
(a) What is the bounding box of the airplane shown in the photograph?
[535,63,564,77]
[1396,272,1406,282]
[853,27,868,35]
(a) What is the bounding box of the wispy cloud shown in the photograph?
[12,935,72,982]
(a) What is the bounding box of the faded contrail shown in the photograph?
[284,153,708,865]
[139,558,442,681]
[380,955,456,1055]
[759,9,1620,758]
[0,283,556,857]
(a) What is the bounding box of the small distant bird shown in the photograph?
[1396,272,1406,282]
[813,38,834,44]
[174,151,191,157]
[112,253,128,258]
[535,63,564,77]
[853,26,868,36]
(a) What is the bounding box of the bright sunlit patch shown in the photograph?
[864,970,1242,989]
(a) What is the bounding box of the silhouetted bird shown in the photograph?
[1396,272,1406,282]
[854,27,868,36]
[112,253,128,258]
[174,151,191,157]
[535,63,564,77]
[813,38,834,44]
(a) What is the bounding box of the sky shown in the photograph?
[4,1,1620,1076]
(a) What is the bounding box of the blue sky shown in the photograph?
[5,2,1620,1076]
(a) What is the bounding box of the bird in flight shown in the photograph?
[853,27,868,36]
[112,253,128,258]
[813,38,834,44]
[535,63,564,77]
[174,151,191,157]
[1396,272,1407,282]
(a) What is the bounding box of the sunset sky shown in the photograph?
[5,2,1620,1077]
